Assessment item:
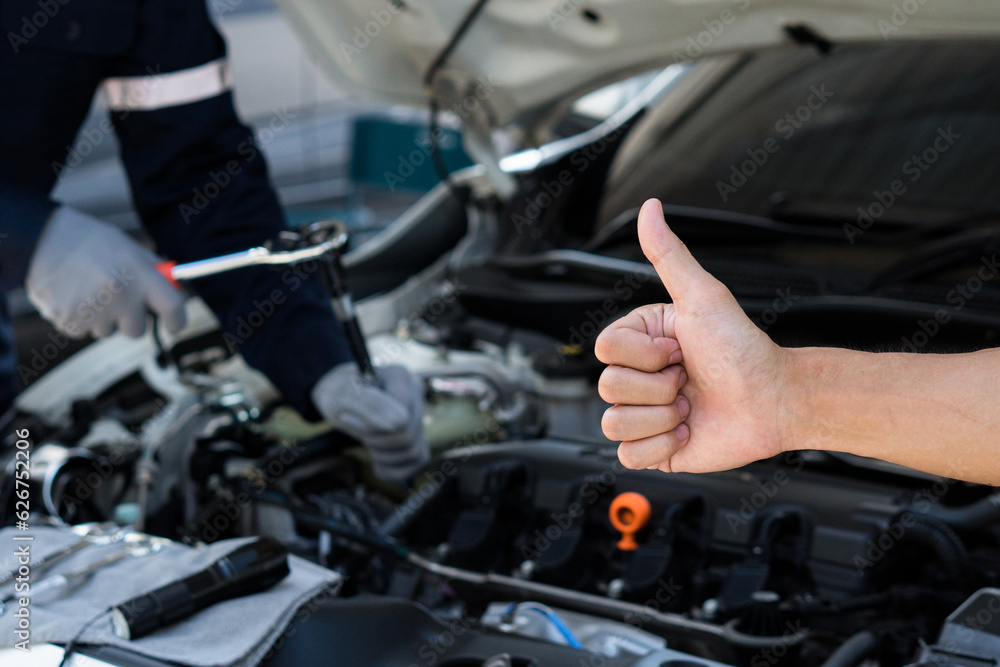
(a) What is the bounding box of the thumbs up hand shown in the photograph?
[596,199,790,473]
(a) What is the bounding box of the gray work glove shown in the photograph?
[25,207,187,339]
[311,362,429,482]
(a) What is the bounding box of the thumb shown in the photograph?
[638,198,711,303]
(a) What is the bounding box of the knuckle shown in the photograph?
[659,405,678,430]
[670,400,685,420]
[655,376,680,404]
[617,442,641,470]
[597,370,611,402]
[597,368,621,403]
[601,407,620,439]
[593,334,613,364]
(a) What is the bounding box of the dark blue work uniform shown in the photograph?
[0,0,350,414]
[0,0,352,415]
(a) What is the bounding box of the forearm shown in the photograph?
[782,346,1000,484]
[116,90,353,414]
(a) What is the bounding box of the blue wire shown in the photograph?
[503,602,585,649]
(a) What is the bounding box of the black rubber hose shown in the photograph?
[254,490,408,558]
[901,517,970,580]
[908,493,1000,531]
[820,630,879,667]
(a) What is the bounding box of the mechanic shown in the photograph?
[0,0,426,481]
[597,198,1000,486]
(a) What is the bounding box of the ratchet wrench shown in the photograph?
[155,220,376,381]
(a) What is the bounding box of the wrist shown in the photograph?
[774,346,819,455]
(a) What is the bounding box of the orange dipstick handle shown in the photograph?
[156,261,180,289]
[608,492,652,551]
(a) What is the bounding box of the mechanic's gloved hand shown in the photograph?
[311,362,429,482]
[25,207,187,339]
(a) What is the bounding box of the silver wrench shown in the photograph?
[155,223,347,283]
[155,220,377,381]
[0,533,164,614]
[0,523,126,589]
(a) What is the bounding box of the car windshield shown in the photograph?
[598,42,1000,230]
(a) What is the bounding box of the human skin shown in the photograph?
[596,199,1000,485]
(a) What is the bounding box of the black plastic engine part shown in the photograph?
[261,595,639,667]
[913,587,1000,666]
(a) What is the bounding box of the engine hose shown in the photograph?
[908,493,1000,531]
[406,553,810,650]
[254,491,408,558]
[820,630,879,667]
[900,517,970,580]
[247,489,810,653]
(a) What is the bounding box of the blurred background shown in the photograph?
[11,0,471,386]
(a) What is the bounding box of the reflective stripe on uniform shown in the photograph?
[101,58,233,112]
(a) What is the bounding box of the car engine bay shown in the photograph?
[8,42,1000,666]
[8,225,1000,666]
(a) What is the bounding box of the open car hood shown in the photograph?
[273,0,1000,129]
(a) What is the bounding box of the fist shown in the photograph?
[596,199,789,473]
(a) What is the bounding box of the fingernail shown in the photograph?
[668,350,683,365]
[676,423,690,442]
[678,397,691,419]
[678,369,688,386]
